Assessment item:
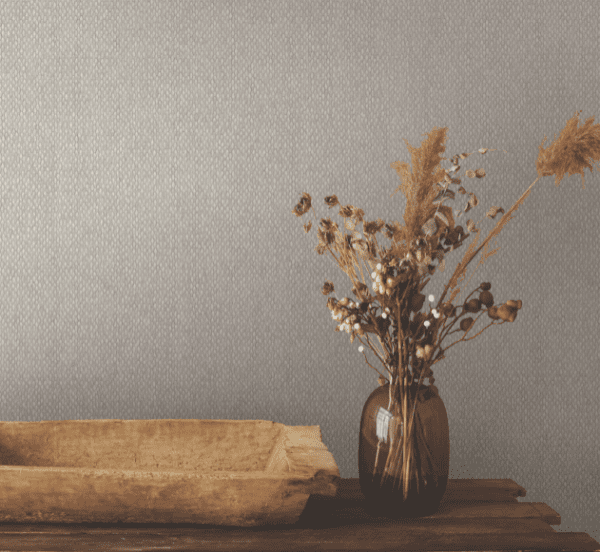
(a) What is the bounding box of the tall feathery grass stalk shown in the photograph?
[293,110,600,500]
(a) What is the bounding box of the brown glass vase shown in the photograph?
[358,382,450,518]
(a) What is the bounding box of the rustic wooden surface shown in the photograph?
[0,478,598,551]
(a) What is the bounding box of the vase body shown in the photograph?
[358,382,450,518]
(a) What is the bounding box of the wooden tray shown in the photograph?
[0,419,340,526]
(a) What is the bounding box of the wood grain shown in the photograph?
[0,478,597,551]
[0,419,341,526]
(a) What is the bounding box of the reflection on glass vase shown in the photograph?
[358,382,450,518]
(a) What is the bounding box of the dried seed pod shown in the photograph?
[497,304,518,322]
[398,258,411,273]
[322,281,335,295]
[465,169,476,178]
[351,281,369,299]
[324,195,339,208]
[506,299,522,309]
[479,290,494,308]
[464,298,482,312]
[478,148,488,154]
[475,168,486,178]
[423,345,433,359]
[338,297,349,307]
[460,317,474,331]
[410,313,426,336]
[411,292,426,312]
[339,205,354,218]
[292,192,312,216]
[378,375,388,386]
[487,305,500,319]
[440,302,456,317]
[480,282,492,291]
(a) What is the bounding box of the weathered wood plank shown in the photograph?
[0,524,596,551]
[0,478,597,551]
[329,478,527,501]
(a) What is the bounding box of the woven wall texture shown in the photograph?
[0,0,598,540]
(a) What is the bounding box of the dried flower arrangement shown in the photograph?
[292,110,600,497]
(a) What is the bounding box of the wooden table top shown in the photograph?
[0,478,598,551]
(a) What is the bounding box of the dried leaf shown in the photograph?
[449,287,461,304]
[292,192,312,216]
[421,218,438,237]
[457,186,467,194]
[303,220,312,233]
[435,210,449,226]
[485,206,505,219]
[324,195,340,208]
[353,207,365,222]
[339,204,354,218]
[466,219,480,233]
[432,188,456,205]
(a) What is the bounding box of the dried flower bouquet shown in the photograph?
[292,110,600,499]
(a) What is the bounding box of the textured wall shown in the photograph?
[0,0,598,539]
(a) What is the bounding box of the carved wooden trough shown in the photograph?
[0,419,340,526]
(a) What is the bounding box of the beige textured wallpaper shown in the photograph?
[0,0,598,540]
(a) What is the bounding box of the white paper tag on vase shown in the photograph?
[376,407,403,443]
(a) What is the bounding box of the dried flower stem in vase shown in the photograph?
[292,110,600,496]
